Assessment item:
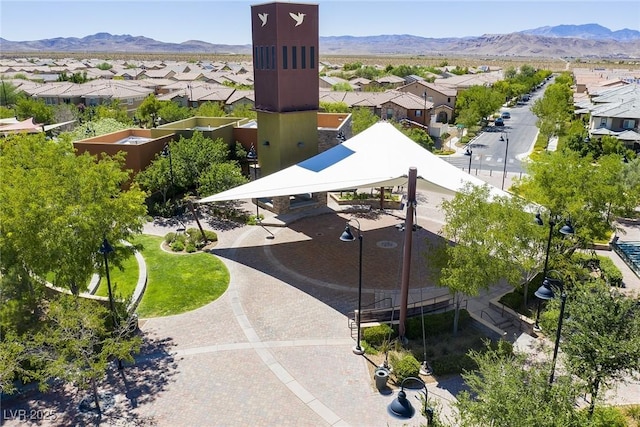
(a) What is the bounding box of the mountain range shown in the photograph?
[1,24,639,58]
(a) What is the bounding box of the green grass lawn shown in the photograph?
[133,234,230,318]
[95,250,139,299]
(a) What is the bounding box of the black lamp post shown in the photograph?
[533,213,574,330]
[98,238,118,327]
[99,238,123,369]
[340,219,365,355]
[388,376,433,423]
[246,144,259,219]
[534,270,566,385]
[501,133,509,190]
[464,148,473,174]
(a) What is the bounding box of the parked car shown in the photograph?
[495,117,504,126]
[501,112,511,119]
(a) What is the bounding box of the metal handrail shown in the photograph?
[480,309,498,325]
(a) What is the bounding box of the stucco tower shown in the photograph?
[251,2,319,177]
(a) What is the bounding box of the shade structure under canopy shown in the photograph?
[197,122,511,204]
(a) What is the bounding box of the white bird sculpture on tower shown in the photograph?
[258,13,268,27]
[289,12,305,26]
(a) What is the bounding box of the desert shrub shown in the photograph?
[587,406,627,427]
[171,241,185,252]
[624,405,640,422]
[490,339,514,357]
[390,353,421,382]
[430,354,477,376]
[498,291,522,311]
[363,323,394,346]
[599,256,623,287]
[405,310,470,339]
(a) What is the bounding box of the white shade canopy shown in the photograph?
[197,122,510,203]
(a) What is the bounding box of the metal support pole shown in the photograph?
[355,232,364,354]
[399,167,417,340]
[99,238,123,370]
[549,291,567,384]
[534,219,555,331]
[501,136,509,190]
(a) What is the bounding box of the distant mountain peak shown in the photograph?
[521,23,640,41]
[1,25,639,57]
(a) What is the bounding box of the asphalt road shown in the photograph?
[442,83,549,175]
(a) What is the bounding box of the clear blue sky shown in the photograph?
[1,0,638,44]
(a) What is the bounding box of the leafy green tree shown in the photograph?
[320,101,349,113]
[157,100,192,124]
[228,103,257,119]
[332,82,353,91]
[0,80,21,107]
[96,62,113,70]
[427,184,510,334]
[58,71,89,83]
[491,195,547,307]
[455,85,503,127]
[94,99,132,124]
[343,61,363,71]
[169,132,230,194]
[135,94,163,127]
[531,75,573,143]
[195,101,226,117]
[354,66,381,80]
[504,66,517,80]
[513,150,631,245]
[619,157,640,217]
[66,117,130,141]
[0,133,147,296]
[351,107,379,135]
[0,106,15,118]
[135,153,173,205]
[559,281,640,418]
[198,162,247,197]
[0,331,35,395]
[31,296,141,413]
[398,126,434,151]
[456,341,586,427]
[14,97,55,124]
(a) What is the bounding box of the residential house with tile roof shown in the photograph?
[380,92,434,127]
[576,83,640,152]
[397,81,458,124]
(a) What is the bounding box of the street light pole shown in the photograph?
[550,289,567,385]
[501,133,509,190]
[340,219,365,355]
[99,238,118,327]
[534,272,566,384]
[465,149,473,174]
[533,213,574,331]
[99,237,123,370]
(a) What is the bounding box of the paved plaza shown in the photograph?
[3,170,639,427]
